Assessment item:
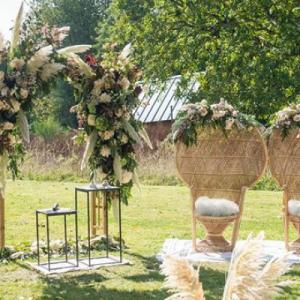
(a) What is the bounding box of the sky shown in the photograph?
[0,0,28,40]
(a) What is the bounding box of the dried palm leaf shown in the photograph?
[119,43,131,60]
[17,109,30,143]
[0,153,8,198]
[161,256,205,300]
[0,32,4,50]
[123,120,142,146]
[27,45,53,74]
[222,232,290,300]
[58,45,91,55]
[67,53,95,77]
[40,62,65,81]
[113,153,122,182]
[10,2,23,54]
[138,126,153,149]
[81,129,97,171]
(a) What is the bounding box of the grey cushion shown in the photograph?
[288,199,300,217]
[195,196,239,217]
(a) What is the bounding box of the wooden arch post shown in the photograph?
[0,193,4,248]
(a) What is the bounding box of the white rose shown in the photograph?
[225,118,235,130]
[99,93,111,103]
[87,114,96,126]
[200,99,208,107]
[99,130,114,140]
[121,170,133,184]
[115,108,123,117]
[199,106,208,117]
[1,87,9,97]
[212,110,226,120]
[100,146,111,157]
[120,134,128,144]
[20,88,29,99]
[118,77,130,89]
[3,122,14,130]
[94,79,105,89]
[293,114,300,122]
[10,99,20,112]
[232,110,238,117]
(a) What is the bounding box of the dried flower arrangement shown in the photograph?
[161,233,291,300]
[0,2,90,181]
[65,43,152,204]
[270,103,300,138]
[172,98,259,146]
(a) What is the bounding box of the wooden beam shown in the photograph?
[0,193,5,248]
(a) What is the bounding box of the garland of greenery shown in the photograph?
[172,98,259,146]
[269,104,300,138]
[65,44,152,204]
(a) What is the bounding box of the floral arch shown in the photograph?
[0,3,151,248]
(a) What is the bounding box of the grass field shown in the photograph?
[0,180,299,300]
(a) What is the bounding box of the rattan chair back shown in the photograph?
[176,127,268,202]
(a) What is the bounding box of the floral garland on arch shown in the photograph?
[66,44,152,204]
[0,2,91,192]
[270,103,300,138]
[172,98,259,146]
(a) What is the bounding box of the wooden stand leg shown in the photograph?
[91,191,97,236]
[0,193,5,248]
[283,189,289,251]
[231,187,247,251]
[284,216,289,251]
[191,195,196,251]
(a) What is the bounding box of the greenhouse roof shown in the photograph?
[134,75,199,123]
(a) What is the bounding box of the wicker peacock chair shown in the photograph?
[176,127,268,252]
[269,128,300,253]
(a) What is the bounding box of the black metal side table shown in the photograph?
[75,184,122,266]
[36,208,79,271]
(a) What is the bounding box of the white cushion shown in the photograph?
[288,199,300,217]
[195,196,239,217]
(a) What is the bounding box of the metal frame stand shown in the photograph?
[75,184,122,267]
[36,208,79,271]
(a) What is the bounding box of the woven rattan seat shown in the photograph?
[269,128,300,253]
[176,127,267,252]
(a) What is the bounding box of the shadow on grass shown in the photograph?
[39,272,168,300]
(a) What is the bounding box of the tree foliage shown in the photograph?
[98,0,300,123]
[28,0,111,128]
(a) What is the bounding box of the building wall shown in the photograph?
[145,120,172,148]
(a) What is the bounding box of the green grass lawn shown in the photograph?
[0,180,299,300]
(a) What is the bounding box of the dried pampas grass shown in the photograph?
[162,233,291,300]
[10,2,23,54]
[161,256,205,300]
[27,45,53,74]
[223,232,290,300]
[40,62,65,81]
[0,32,4,50]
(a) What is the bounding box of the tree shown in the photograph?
[27,0,111,128]
[97,0,300,123]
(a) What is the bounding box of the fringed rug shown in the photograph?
[157,239,300,265]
